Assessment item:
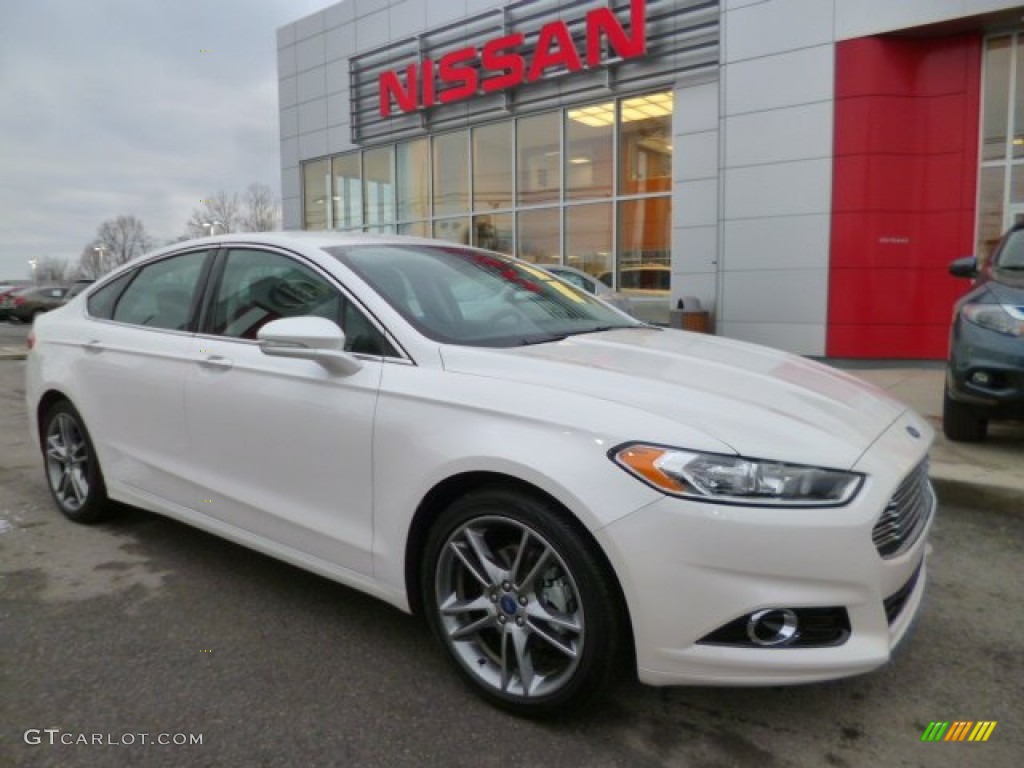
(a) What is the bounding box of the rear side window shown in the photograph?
[111,251,210,330]
[87,272,135,319]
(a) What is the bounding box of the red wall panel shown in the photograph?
[827,34,982,359]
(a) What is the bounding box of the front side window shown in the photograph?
[207,249,392,355]
[110,250,210,330]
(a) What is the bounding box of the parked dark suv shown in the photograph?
[944,222,1024,441]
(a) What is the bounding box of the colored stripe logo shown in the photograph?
[921,721,997,742]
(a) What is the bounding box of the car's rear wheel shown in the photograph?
[942,391,988,442]
[42,401,111,523]
[421,486,623,716]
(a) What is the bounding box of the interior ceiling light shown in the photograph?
[568,103,614,127]
[568,92,673,127]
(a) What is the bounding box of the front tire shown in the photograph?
[942,391,987,442]
[421,486,623,716]
[41,400,111,523]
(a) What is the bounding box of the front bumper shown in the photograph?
[597,410,934,686]
[947,317,1024,419]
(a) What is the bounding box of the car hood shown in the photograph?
[988,277,1024,301]
[439,329,908,469]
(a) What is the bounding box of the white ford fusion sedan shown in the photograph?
[25,232,935,715]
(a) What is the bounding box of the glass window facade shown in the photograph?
[979,32,1024,260]
[433,129,469,216]
[303,158,330,230]
[397,138,430,223]
[301,91,673,304]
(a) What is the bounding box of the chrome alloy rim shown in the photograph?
[45,413,90,512]
[435,516,584,698]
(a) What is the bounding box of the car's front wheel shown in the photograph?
[942,391,988,442]
[42,400,111,523]
[421,486,624,716]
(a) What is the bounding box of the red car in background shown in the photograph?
[0,285,68,323]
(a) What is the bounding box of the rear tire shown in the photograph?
[41,400,112,523]
[942,391,988,442]
[421,486,623,716]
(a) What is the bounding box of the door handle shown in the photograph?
[83,339,104,355]
[198,355,234,371]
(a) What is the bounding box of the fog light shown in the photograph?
[971,370,992,386]
[746,609,799,647]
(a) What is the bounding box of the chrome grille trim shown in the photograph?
[872,460,934,558]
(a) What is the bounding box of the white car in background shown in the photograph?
[26,232,935,716]
[540,264,635,317]
[598,265,672,325]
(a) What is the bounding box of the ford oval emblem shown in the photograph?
[906,426,921,439]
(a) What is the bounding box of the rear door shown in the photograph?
[72,249,214,501]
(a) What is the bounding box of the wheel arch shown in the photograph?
[35,388,73,451]
[403,470,636,668]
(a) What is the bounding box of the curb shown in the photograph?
[931,475,1023,515]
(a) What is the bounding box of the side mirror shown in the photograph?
[948,256,978,278]
[257,316,363,375]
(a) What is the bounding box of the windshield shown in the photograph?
[994,229,1024,270]
[326,244,640,347]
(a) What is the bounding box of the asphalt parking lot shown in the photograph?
[1,353,1021,768]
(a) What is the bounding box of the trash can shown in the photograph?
[669,297,711,333]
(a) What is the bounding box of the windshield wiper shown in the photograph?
[517,324,647,346]
[561,324,646,337]
[519,333,568,345]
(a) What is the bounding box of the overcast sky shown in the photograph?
[0,0,332,280]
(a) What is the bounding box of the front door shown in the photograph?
[183,247,383,575]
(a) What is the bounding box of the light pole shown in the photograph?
[93,246,108,276]
[28,258,37,282]
[202,220,224,237]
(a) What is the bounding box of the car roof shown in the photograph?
[151,230,447,255]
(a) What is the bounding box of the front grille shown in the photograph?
[872,460,934,558]
[884,561,922,625]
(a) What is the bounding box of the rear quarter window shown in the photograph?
[87,271,135,319]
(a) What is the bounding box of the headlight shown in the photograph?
[611,444,863,507]
[962,303,1024,336]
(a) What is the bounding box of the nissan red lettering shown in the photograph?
[378,0,646,117]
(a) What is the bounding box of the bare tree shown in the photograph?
[241,182,280,232]
[34,257,70,283]
[93,215,153,271]
[77,242,108,279]
[186,191,241,238]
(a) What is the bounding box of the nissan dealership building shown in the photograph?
[278,0,1024,358]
